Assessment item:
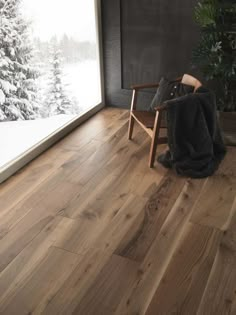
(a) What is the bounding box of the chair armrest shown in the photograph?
[131,83,160,90]
[154,103,168,111]
[131,76,183,90]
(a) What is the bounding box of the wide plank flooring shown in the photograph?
[0,107,235,315]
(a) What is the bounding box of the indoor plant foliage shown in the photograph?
[193,0,236,112]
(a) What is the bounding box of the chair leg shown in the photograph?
[149,136,158,168]
[149,111,162,168]
[128,114,135,140]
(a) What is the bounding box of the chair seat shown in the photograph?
[132,110,156,128]
[132,110,167,129]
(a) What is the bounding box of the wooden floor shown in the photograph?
[0,107,236,315]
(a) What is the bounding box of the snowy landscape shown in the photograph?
[0,115,76,167]
[0,0,101,169]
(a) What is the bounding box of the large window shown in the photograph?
[0,0,103,181]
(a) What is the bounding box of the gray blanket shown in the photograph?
[157,86,226,178]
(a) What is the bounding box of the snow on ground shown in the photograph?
[0,60,101,170]
[0,115,76,169]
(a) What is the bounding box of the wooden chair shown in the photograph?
[128,74,202,167]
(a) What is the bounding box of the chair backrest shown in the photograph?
[181,74,202,92]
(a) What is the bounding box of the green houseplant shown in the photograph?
[193,0,236,144]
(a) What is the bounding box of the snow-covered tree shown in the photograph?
[45,46,77,116]
[0,0,39,121]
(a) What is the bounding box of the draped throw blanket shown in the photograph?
[157,86,226,178]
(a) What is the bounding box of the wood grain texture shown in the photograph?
[196,199,236,315]
[0,108,235,315]
[115,173,186,262]
[221,198,236,252]
[0,170,82,241]
[65,122,147,186]
[0,148,75,230]
[114,179,205,315]
[190,174,236,230]
[72,254,139,315]
[54,107,126,150]
[0,247,80,315]
[197,245,236,315]
[0,216,79,314]
[145,223,221,315]
[42,195,147,315]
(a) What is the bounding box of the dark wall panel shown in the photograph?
[102,0,200,108]
[121,0,200,88]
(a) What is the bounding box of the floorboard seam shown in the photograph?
[51,245,83,257]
